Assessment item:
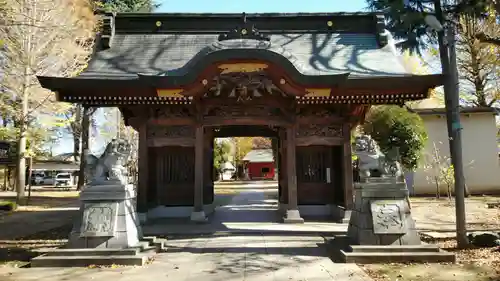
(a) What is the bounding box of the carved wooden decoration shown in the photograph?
[147,125,195,138]
[207,73,285,101]
[305,88,331,97]
[297,107,341,118]
[217,63,268,74]
[204,105,282,118]
[151,107,193,119]
[217,12,271,42]
[157,89,184,98]
[296,124,343,138]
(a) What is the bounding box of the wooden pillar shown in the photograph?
[137,123,149,214]
[283,125,304,223]
[342,124,354,209]
[279,128,288,204]
[271,137,279,180]
[204,128,214,204]
[191,125,206,221]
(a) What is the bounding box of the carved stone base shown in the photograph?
[67,184,143,249]
[283,209,304,224]
[347,178,421,245]
[190,210,207,222]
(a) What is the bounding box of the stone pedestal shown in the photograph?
[190,210,208,222]
[67,184,143,249]
[283,209,304,224]
[347,177,421,245]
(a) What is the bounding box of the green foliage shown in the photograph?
[213,140,231,172]
[351,128,359,161]
[0,126,50,158]
[363,105,427,171]
[232,137,253,164]
[252,137,271,149]
[365,0,500,53]
[0,200,17,211]
[96,0,160,12]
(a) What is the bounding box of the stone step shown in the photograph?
[34,248,139,257]
[131,242,156,253]
[348,245,441,253]
[142,236,157,243]
[152,238,167,252]
[340,251,456,264]
[31,255,146,267]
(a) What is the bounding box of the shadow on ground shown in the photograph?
[0,223,73,266]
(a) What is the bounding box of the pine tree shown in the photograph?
[365,0,500,51]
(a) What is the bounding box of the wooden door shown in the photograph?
[149,146,195,206]
[296,145,335,205]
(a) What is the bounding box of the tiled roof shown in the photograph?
[80,33,411,79]
[243,149,274,163]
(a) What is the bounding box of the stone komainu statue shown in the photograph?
[353,134,403,180]
[85,139,131,185]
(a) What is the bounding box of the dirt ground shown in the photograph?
[0,189,79,267]
[0,189,79,218]
[411,196,500,231]
[362,196,500,281]
[0,224,72,268]
[362,238,500,281]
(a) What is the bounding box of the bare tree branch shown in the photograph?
[0,0,97,202]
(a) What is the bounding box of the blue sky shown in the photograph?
[156,0,369,13]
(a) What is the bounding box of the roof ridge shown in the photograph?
[113,12,382,18]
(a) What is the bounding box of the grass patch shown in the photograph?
[0,200,16,211]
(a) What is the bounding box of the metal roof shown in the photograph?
[79,33,412,79]
[76,12,411,79]
[243,149,274,163]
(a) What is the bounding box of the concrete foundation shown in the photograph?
[283,209,304,224]
[341,177,455,263]
[278,203,350,223]
[190,210,208,222]
[68,184,143,249]
[31,184,166,267]
[347,178,420,245]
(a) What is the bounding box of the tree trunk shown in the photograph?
[15,82,29,205]
[2,167,6,191]
[72,105,83,163]
[27,157,33,204]
[464,183,470,197]
[434,177,440,199]
[77,106,91,191]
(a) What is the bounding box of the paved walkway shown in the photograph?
[1,234,372,280]
[1,182,373,280]
[144,185,347,236]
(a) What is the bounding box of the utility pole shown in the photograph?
[116,108,121,139]
[433,0,468,248]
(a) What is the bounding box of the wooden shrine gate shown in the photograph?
[37,12,444,222]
